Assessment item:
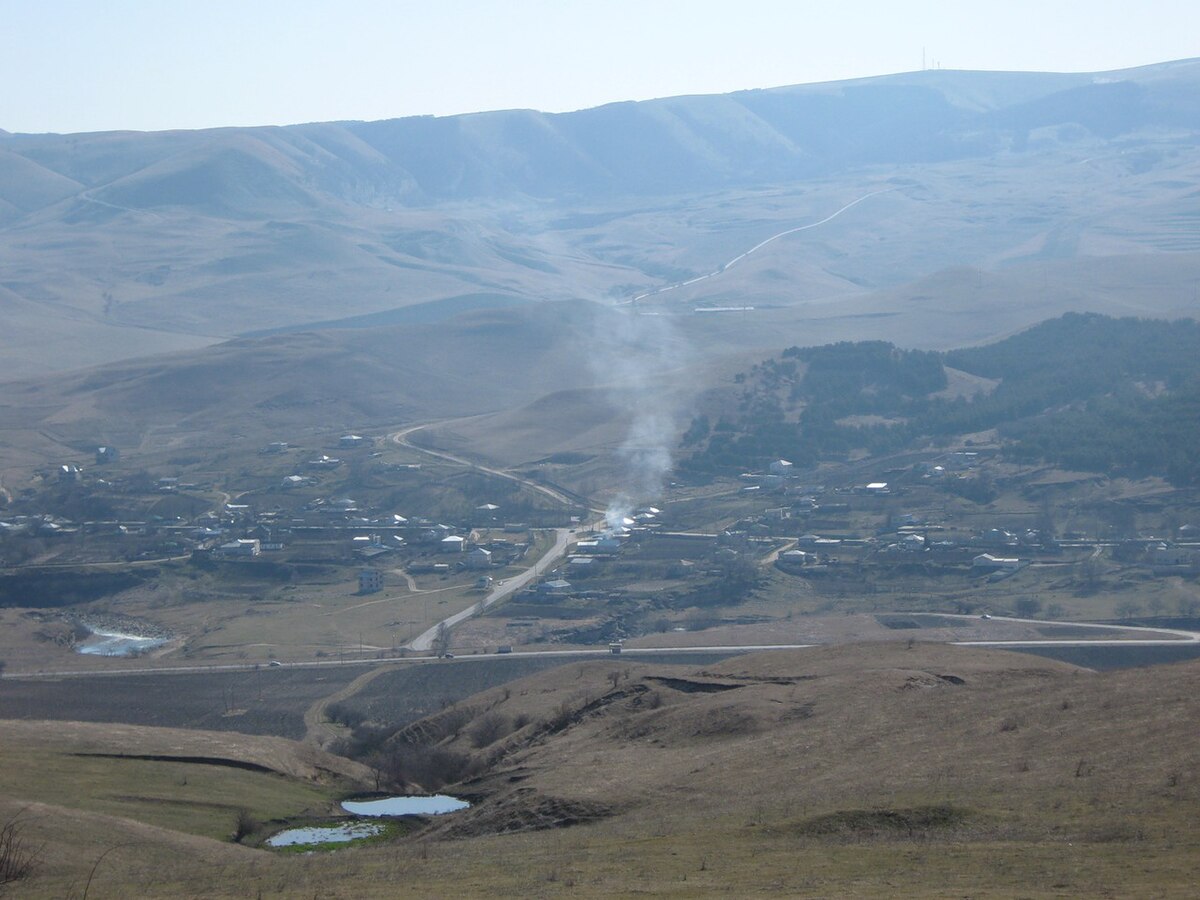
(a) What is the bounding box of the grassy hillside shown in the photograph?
[1,61,1200,378]
[0,718,368,859]
[8,644,1199,897]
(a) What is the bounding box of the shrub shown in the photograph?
[0,809,40,889]
[232,808,257,843]
[469,712,511,749]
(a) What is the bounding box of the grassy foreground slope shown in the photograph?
[9,644,1199,897]
[0,719,370,836]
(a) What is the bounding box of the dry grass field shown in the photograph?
[4,61,1200,896]
[4,643,1198,897]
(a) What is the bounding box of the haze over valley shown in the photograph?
[2,54,1200,898]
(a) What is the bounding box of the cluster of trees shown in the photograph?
[682,314,1200,485]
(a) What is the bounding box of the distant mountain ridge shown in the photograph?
[4,59,1200,211]
[2,58,1200,382]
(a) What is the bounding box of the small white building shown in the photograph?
[768,459,794,477]
[217,538,261,558]
[339,434,366,448]
[440,535,466,553]
[973,553,1021,572]
[778,549,811,567]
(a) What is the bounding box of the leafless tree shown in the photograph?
[433,623,451,658]
[0,808,40,893]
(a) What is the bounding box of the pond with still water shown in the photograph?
[342,794,470,817]
[265,822,383,847]
[76,629,169,656]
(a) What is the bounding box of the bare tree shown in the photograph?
[0,808,40,892]
[432,623,451,658]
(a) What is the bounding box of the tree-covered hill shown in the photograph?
[682,313,1200,484]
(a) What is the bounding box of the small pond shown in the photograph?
[76,629,169,657]
[341,794,470,817]
[265,822,383,847]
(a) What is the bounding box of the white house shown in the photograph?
[768,459,794,477]
[217,538,261,558]
[973,553,1021,572]
[440,535,466,553]
[778,549,811,567]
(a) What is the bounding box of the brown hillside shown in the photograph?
[8,644,1200,897]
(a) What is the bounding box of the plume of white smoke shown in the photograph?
[588,306,692,530]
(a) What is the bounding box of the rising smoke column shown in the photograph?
[588,306,692,529]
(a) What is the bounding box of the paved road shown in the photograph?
[948,613,1200,648]
[390,421,590,511]
[406,526,575,651]
[8,614,1197,680]
[625,187,895,306]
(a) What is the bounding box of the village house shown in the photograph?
[568,555,598,574]
[358,568,384,594]
[538,579,573,597]
[978,528,1018,548]
[945,450,979,470]
[216,538,261,558]
[777,549,811,568]
[1149,543,1200,569]
[972,553,1021,572]
[440,535,466,553]
[465,547,493,569]
[798,533,842,549]
[474,503,501,525]
[768,459,794,477]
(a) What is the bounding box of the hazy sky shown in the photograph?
[3,0,1198,134]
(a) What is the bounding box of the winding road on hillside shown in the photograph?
[389,421,593,512]
[388,420,611,649]
[625,187,895,306]
[9,615,1199,681]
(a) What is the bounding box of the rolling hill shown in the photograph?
[7,644,1199,897]
[1,59,1199,380]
